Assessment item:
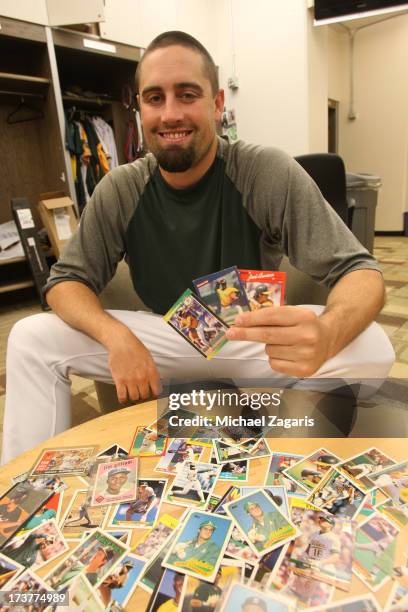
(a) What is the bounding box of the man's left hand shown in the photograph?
[226,306,332,377]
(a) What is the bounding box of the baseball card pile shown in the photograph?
[0,425,407,611]
[164,266,286,359]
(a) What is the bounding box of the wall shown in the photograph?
[307,8,328,152]
[213,0,311,155]
[328,15,408,231]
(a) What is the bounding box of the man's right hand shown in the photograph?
[106,326,161,403]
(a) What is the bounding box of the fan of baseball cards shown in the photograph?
[0,425,406,611]
[163,266,286,359]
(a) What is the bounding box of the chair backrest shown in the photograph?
[294,153,349,225]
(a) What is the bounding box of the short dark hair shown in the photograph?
[136,30,218,95]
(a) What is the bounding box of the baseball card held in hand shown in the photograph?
[164,289,229,359]
[193,265,250,325]
[238,269,286,310]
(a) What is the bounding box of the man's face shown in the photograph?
[90,549,107,569]
[319,519,333,533]
[199,525,214,541]
[174,574,184,596]
[107,472,128,494]
[138,45,223,173]
[248,504,263,519]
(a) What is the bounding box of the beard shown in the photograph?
[155,144,196,172]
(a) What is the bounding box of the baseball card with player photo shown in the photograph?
[210,451,249,482]
[265,452,307,498]
[367,460,408,506]
[30,446,96,477]
[128,427,168,458]
[179,558,244,612]
[147,568,185,612]
[65,574,104,611]
[337,447,396,493]
[164,289,229,359]
[0,552,24,589]
[0,476,64,548]
[163,510,233,582]
[308,469,366,519]
[241,486,289,519]
[225,490,298,557]
[376,499,408,529]
[277,500,356,591]
[81,528,132,547]
[213,438,271,464]
[97,552,146,610]
[16,490,63,536]
[352,513,400,591]
[110,478,167,528]
[140,533,178,593]
[238,269,286,310]
[165,461,221,509]
[270,554,335,609]
[3,568,54,608]
[154,438,205,475]
[283,448,340,494]
[219,581,294,612]
[384,581,408,612]
[134,514,181,560]
[193,265,250,325]
[309,594,381,611]
[1,518,68,572]
[90,458,138,507]
[61,489,107,540]
[45,528,128,591]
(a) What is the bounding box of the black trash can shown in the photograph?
[346,173,381,253]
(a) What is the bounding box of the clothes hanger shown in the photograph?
[6,96,44,125]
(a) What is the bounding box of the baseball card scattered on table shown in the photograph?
[265,452,307,498]
[337,447,396,493]
[60,489,107,540]
[220,581,294,612]
[193,265,250,325]
[154,439,205,475]
[146,567,185,612]
[30,446,96,477]
[307,468,366,519]
[90,458,138,507]
[110,478,167,528]
[164,289,229,359]
[367,460,408,506]
[134,514,181,560]
[179,558,244,611]
[1,518,68,571]
[45,528,128,591]
[128,427,168,458]
[238,269,286,310]
[283,448,340,493]
[96,551,146,610]
[0,477,64,548]
[165,461,221,509]
[225,490,298,557]
[163,510,233,582]
[352,513,400,591]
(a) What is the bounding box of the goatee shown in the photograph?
[156,145,196,172]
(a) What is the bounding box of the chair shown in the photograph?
[294,153,349,225]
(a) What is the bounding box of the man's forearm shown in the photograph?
[45,281,132,349]
[320,269,385,360]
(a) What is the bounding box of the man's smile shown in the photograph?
[158,129,193,143]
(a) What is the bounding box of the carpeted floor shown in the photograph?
[0,235,407,457]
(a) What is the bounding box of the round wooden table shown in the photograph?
[1,401,407,610]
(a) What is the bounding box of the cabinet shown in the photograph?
[0,15,142,298]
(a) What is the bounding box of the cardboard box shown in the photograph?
[38,192,78,257]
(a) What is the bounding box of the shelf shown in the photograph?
[0,72,50,95]
[0,279,34,294]
[62,94,117,108]
[0,256,26,266]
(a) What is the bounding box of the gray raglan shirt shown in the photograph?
[45,137,380,314]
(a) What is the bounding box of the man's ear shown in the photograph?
[214,89,225,120]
